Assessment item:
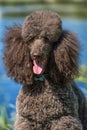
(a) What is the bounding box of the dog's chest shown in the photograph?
[17,82,78,122]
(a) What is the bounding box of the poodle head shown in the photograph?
[3,10,79,85]
[22,11,62,43]
[21,11,62,76]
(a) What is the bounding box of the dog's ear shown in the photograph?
[3,26,33,85]
[53,30,79,83]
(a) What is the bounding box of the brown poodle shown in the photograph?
[3,11,87,130]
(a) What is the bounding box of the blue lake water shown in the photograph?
[0,16,87,115]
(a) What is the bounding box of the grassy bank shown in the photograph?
[0,0,87,18]
[1,4,87,19]
[0,0,87,5]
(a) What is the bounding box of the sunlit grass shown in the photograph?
[0,106,15,130]
[76,65,87,84]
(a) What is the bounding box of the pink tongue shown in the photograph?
[33,60,43,75]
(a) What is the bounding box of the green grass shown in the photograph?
[76,65,87,84]
[0,0,45,5]
[1,3,87,19]
[0,106,15,130]
[0,0,87,5]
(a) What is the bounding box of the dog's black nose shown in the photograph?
[32,53,41,59]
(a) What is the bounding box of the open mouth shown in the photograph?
[33,60,45,75]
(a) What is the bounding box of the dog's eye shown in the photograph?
[29,38,34,42]
[44,37,49,42]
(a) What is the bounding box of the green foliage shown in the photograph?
[76,65,87,91]
[76,65,87,84]
[0,106,15,130]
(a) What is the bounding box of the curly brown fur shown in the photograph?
[49,31,79,84]
[3,26,33,84]
[3,10,87,130]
